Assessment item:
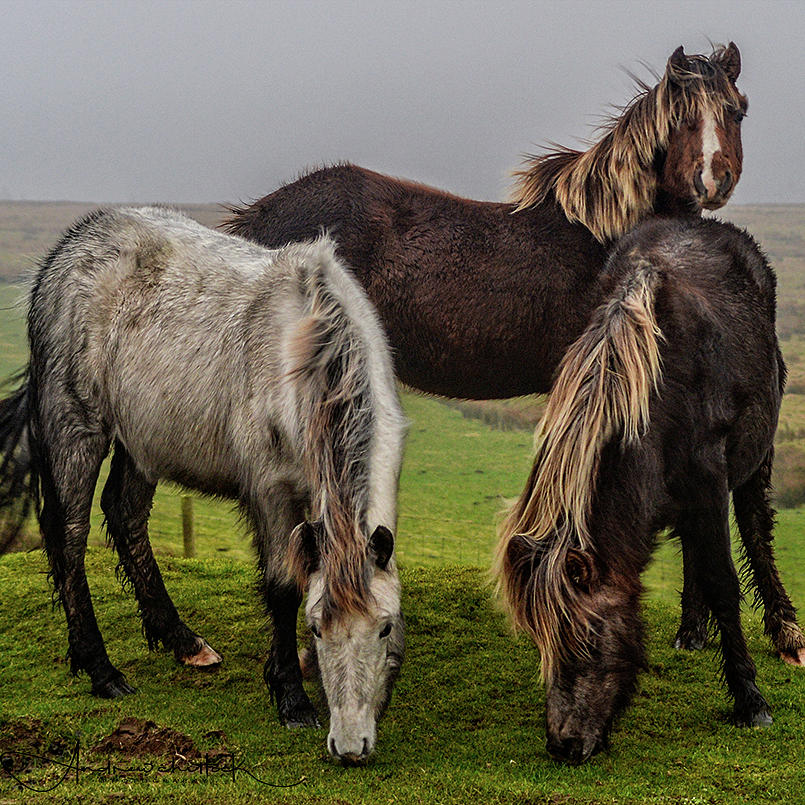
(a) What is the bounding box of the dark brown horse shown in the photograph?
[225,44,745,400]
[223,42,801,660]
[495,217,803,764]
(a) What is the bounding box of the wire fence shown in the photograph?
[130,490,685,605]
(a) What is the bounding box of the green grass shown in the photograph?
[1,555,804,804]
[2,205,805,802]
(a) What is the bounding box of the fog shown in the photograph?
[2,0,803,204]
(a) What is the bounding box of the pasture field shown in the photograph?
[1,554,805,805]
[1,202,805,802]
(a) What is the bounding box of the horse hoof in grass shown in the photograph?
[780,646,805,667]
[673,634,706,651]
[279,692,320,729]
[734,705,773,728]
[283,704,321,730]
[92,673,136,699]
[177,638,222,668]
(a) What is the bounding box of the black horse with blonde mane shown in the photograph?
[496,217,802,764]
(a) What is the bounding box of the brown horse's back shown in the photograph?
[227,164,608,398]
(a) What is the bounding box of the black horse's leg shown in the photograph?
[36,427,133,698]
[251,488,319,728]
[733,451,805,666]
[678,472,771,727]
[674,543,711,650]
[101,441,221,666]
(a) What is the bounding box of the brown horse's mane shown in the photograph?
[495,258,663,679]
[510,45,747,243]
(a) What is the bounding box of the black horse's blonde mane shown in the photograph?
[495,258,664,679]
[510,45,747,243]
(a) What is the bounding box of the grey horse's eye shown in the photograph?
[310,624,322,639]
[379,623,392,639]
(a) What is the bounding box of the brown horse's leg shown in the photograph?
[733,450,805,666]
[251,488,319,728]
[674,542,711,651]
[677,471,771,727]
[101,441,220,666]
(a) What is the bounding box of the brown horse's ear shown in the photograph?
[370,525,394,570]
[286,520,320,587]
[566,548,597,590]
[666,46,688,81]
[718,41,741,82]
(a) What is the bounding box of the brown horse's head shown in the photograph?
[511,42,747,242]
[659,43,746,211]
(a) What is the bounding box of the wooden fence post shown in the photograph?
[182,496,195,558]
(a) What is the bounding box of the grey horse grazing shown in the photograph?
[0,207,407,764]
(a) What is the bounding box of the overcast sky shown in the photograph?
[2,0,803,205]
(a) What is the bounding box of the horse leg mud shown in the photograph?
[252,490,319,728]
[36,427,133,698]
[101,441,221,667]
[678,472,772,727]
[674,542,711,651]
[733,452,805,666]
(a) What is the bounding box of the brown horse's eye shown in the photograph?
[734,111,746,123]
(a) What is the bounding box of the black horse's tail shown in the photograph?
[0,373,37,553]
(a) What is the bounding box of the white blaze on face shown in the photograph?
[699,109,721,197]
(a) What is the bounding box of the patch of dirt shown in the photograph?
[92,717,228,761]
[0,718,73,775]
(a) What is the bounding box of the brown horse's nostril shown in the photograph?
[719,170,734,196]
[693,168,706,197]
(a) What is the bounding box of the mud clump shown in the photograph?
[93,717,228,762]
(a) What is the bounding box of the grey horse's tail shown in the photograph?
[0,372,38,553]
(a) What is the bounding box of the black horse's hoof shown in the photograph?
[673,625,708,651]
[92,673,136,699]
[673,634,705,651]
[275,686,320,728]
[734,705,773,728]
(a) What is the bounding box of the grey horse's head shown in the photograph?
[292,521,404,764]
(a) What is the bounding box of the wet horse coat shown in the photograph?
[0,207,407,763]
[496,217,803,763]
[225,44,746,399]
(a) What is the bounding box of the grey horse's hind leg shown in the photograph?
[251,488,319,728]
[101,441,221,666]
[36,426,134,698]
[733,451,805,666]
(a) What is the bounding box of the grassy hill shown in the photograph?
[1,555,804,805]
[0,202,804,803]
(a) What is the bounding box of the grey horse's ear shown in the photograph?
[370,525,394,570]
[718,41,741,82]
[666,45,688,80]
